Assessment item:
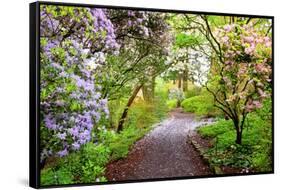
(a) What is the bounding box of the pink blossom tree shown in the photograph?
[200,17,272,144]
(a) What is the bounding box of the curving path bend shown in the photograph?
[105,108,214,181]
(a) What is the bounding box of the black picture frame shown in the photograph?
[30,1,274,189]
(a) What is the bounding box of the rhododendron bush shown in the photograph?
[40,5,118,161]
[39,5,171,161]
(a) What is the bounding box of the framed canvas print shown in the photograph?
[29,1,274,188]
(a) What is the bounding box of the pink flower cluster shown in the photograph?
[213,20,272,115]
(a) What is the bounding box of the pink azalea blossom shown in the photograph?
[265,41,271,47]
[223,25,232,32]
[245,46,255,55]
[244,36,254,43]
[222,36,229,44]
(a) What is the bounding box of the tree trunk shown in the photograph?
[182,68,189,92]
[178,74,182,89]
[117,84,143,132]
[236,129,242,144]
[233,118,242,144]
[142,77,155,103]
[177,100,181,107]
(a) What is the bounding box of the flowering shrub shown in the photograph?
[204,19,272,144]
[40,5,119,161]
[213,22,272,113]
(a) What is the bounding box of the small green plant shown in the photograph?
[41,167,73,186]
[78,144,110,183]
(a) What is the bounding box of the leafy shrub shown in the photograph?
[127,101,157,128]
[181,95,219,116]
[198,119,233,138]
[155,78,169,100]
[153,96,170,119]
[41,143,110,185]
[41,167,73,186]
[77,144,110,183]
[166,99,178,110]
[127,98,168,128]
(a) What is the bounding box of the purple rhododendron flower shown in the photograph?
[57,148,68,157]
[44,114,57,130]
[72,142,80,150]
[68,127,79,137]
[57,132,67,140]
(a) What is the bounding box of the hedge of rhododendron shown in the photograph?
[40,5,119,161]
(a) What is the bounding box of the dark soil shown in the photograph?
[105,108,213,181]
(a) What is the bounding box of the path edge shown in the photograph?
[187,132,223,175]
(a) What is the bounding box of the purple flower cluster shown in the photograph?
[40,5,120,56]
[90,8,120,52]
[44,114,58,130]
[39,5,120,161]
[125,10,150,37]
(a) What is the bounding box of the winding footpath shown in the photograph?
[106,108,213,181]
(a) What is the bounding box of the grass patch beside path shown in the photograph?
[197,112,272,173]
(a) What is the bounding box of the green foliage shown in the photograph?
[155,78,178,110]
[155,77,169,100]
[166,99,178,110]
[77,144,110,183]
[184,87,201,99]
[197,100,272,172]
[198,119,233,138]
[127,83,169,129]
[108,126,149,160]
[107,97,168,160]
[152,98,169,121]
[108,98,127,128]
[207,16,227,26]
[127,101,158,128]
[41,144,110,185]
[41,167,73,186]
[181,94,219,116]
[175,33,204,47]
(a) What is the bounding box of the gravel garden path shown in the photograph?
[105,108,213,181]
